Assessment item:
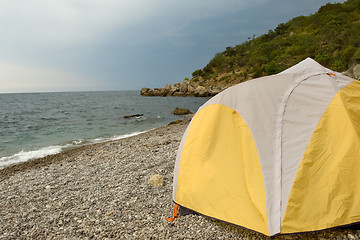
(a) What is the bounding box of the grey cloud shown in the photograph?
[0,0,346,93]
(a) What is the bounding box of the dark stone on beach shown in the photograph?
[168,120,183,125]
[173,108,192,115]
[124,114,144,119]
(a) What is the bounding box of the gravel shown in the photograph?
[1,122,359,239]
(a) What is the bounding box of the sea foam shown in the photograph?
[0,130,150,170]
[0,145,64,169]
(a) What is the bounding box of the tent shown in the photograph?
[170,58,360,236]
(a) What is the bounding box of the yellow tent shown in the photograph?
[171,58,360,236]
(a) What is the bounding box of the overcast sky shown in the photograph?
[0,0,345,93]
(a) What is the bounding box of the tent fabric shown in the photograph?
[282,81,360,233]
[176,104,269,234]
[171,58,360,236]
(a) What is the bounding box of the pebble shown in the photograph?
[0,122,359,239]
[147,174,164,187]
[348,233,356,239]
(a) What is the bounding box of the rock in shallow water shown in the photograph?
[173,108,192,115]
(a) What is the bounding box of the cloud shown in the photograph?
[0,62,99,93]
[0,0,271,76]
[0,0,346,93]
[0,0,270,47]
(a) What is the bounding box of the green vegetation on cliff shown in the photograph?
[190,0,360,87]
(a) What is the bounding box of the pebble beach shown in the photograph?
[1,121,360,239]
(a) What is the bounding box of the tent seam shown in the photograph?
[274,72,326,235]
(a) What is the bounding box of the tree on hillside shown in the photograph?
[189,0,360,87]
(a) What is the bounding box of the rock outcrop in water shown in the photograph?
[123,114,144,119]
[172,108,192,115]
[140,80,225,97]
[141,63,360,98]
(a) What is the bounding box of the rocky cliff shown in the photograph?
[141,0,360,97]
[140,80,226,97]
[140,63,360,97]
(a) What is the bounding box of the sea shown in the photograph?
[0,91,209,169]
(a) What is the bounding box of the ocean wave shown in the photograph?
[90,130,150,144]
[0,145,65,170]
[0,130,151,170]
[109,130,151,141]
